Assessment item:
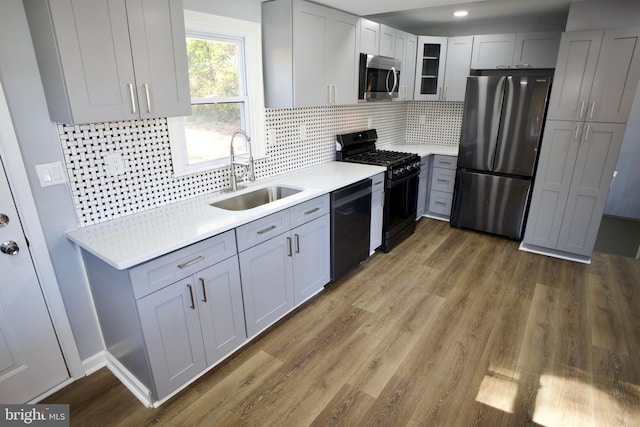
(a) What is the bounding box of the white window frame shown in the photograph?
[169,10,265,177]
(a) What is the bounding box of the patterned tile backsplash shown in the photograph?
[59,101,463,226]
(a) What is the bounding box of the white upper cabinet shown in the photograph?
[547,27,640,123]
[359,19,380,55]
[24,0,191,125]
[262,0,359,108]
[513,32,561,69]
[443,36,474,102]
[379,24,397,58]
[414,36,472,102]
[399,34,417,101]
[471,33,516,69]
[471,32,560,69]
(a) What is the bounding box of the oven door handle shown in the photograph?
[386,170,419,189]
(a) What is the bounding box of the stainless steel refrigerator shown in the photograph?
[450,74,552,240]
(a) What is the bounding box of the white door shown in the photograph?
[0,157,69,403]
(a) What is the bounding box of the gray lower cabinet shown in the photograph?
[426,155,457,220]
[138,255,245,399]
[416,158,428,218]
[523,121,626,257]
[82,194,330,403]
[238,195,330,338]
[84,229,243,401]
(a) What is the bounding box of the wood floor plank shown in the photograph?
[41,219,640,427]
[347,292,444,398]
[591,346,640,426]
[308,384,376,426]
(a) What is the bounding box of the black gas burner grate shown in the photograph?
[343,150,417,167]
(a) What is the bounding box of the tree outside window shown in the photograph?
[183,35,248,164]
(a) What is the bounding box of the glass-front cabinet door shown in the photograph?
[414,36,447,101]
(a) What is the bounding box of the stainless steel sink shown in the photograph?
[210,186,302,211]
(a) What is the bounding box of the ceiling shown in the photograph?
[310,0,583,35]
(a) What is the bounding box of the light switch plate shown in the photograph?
[35,161,67,188]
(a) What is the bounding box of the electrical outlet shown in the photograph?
[105,153,125,176]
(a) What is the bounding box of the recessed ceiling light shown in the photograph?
[454,10,469,18]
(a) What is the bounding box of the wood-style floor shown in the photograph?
[44,218,640,426]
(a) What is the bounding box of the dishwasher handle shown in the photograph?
[331,179,372,208]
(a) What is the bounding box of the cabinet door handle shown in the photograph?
[257,225,276,235]
[199,278,207,303]
[178,255,205,269]
[295,234,300,253]
[304,207,320,215]
[327,85,332,104]
[128,83,137,114]
[574,123,582,141]
[589,101,596,119]
[584,124,591,142]
[187,284,196,310]
[444,86,448,101]
[579,101,586,119]
[144,83,151,113]
[287,236,292,257]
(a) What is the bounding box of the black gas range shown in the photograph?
[336,129,420,252]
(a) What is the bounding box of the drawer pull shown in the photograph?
[257,225,277,235]
[199,278,207,303]
[187,284,196,310]
[178,256,205,269]
[304,207,320,215]
[435,201,447,206]
[437,179,449,183]
[373,180,383,186]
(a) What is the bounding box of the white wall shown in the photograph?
[0,0,103,359]
[184,0,261,22]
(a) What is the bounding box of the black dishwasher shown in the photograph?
[330,178,372,281]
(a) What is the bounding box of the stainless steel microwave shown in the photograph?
[358,53,401,101]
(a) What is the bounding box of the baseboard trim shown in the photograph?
[519,242,591,264]
[82,351,107,376]
[104,352,153,408]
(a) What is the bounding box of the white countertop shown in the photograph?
[66,161,386,270]
[391,144,459,158]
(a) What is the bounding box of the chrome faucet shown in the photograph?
[229,129,255,191]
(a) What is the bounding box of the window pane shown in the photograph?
[184,103,244,164]
[186,37,240,98]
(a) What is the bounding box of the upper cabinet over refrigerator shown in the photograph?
[24,0,191,125]
[546,27,640,123]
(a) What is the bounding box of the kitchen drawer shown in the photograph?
[429,190,453,216]
[290,194,330,229]
[130,230,237,299]
[431,168,456,193]
[236,209,291,252]
[433,155,457,170]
